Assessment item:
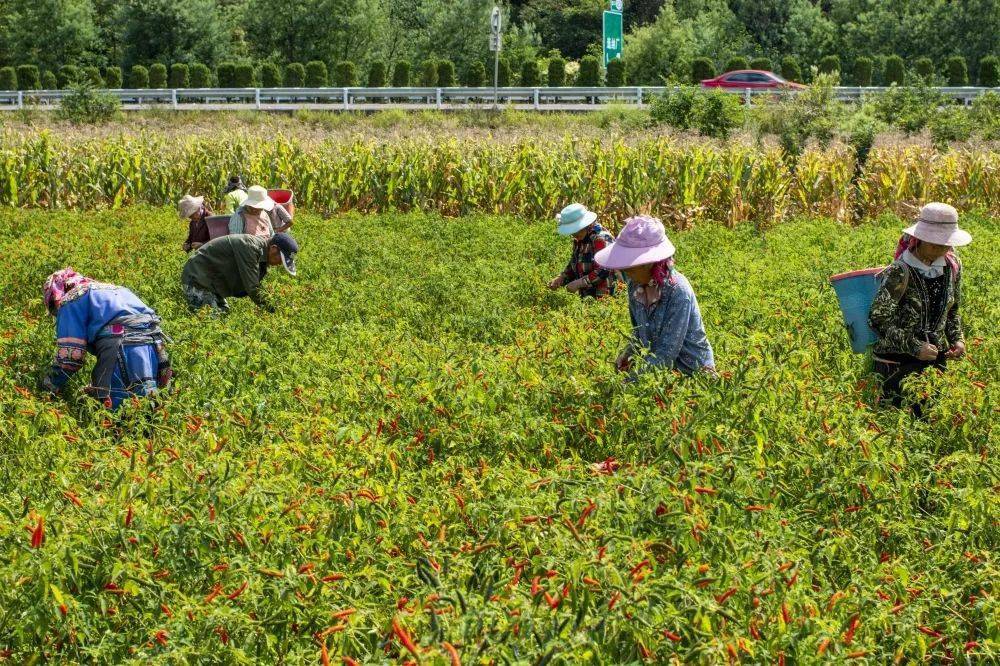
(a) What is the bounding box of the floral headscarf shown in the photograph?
[43,268,93,314]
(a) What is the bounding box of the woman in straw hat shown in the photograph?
[869,202,971,415]
[228,185,293,238]
[594,215,715,376]
[178,194,213,252]
[547,203,618,298]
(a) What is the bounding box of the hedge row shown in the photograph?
[2,55,999,91]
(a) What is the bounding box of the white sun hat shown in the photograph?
[177,194,204,219]
[904,202,972,247]
[242,185,276,212]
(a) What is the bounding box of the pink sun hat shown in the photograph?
[594,215,675,270]
[903,202,972,247]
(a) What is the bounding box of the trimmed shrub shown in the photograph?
[103,66,122,89]
[497,58,511,87]
[420,59,438,86]
[971,91,1000,139]
[650,86,698,128]
[520,60,540,86]
[547,56,566,87]
[854,57,873,87]
[128,65,148,89]
[979,56,1000,87]
[259,62,281,87]
[780,56,801,83]
[929,106,973,149]
[367,61,386,87]
[41,70,58,89]
[0,67,16,91]
[724,56,749,73]
[284,63,305,87]
[464,61,486,87]
[148,63,167,88]
[884,55,905,85]
[190,63,211,87]
[914,57,934,82]
[694,88,743,138]
[438,60,456,87]
[169,63,189,88]
[818,55,841,74]
[578,55,601,86]
[392,60,411,87]
[58,65,81,88]
[304,61,328,87]
[216,62,236,87]
[691,57,715,84]
[83,66,103,87]
[750,57,771,72]
[334,61,357,87]
[234,63,255,87]
[606,58,626,86]
[945,55,968,86]
[58,80,120,123]
[17,65,40,90]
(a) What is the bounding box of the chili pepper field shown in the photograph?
[0,207,996,663]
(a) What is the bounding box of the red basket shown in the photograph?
[268,189,295,217]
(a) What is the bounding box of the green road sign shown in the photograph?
[603,10,623,66]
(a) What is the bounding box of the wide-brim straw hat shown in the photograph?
[556,203,598,235]
[243,185,276,212]
[904,202,972,247]
[594,215,675,269]
[177,194,204,219]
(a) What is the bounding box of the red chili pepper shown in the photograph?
[331,608,356,620]
[160,604,172,618]
[965,641,979,652]
[342,658,359,666]
[694,487,716,495]
[320,639,330,666]
[843,614,860,644]
[918,626,943,638]
[204,583,223,603]
[62,491,83,508]
[124,506,134,528]
[714,587,737,605]
[227,581,248,600]
[531,576,541,597]
[30,516,44,548]
[662,629,681,642]
[744,505,765,512]
[608,591,621,610]
[442,641,461,666]
[781,603,791,625]
[392,617,420,658]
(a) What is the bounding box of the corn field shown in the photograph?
[2,131,999,227]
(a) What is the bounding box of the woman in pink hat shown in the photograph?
[594,215,715,376]
[869,202,972,415]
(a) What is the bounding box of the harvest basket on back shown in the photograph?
[205,215,231,240]
[269,189,294,217]
[829,267,885,353]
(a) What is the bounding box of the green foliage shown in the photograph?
[82,66,102,87]
[127,65,149,89]
[304,61,328,88]
[520,60,540,87]
[497,58,511,87]
[577,56,601,87]
[284,63,306,88]
[592,103,652,131]
[437,60,456,87]
[929,106,973,149]
[914,57,935,83]
[854,57,873,87]
[259,63,282,88]
[168,64,189,89]
[0,67,17,91]
[189,64,211,88]
[971,91,1000,139]
[120,0,225,72]
[651,86,743,138]
[17,65,40,91]
[724,56,749,73]
[547,56,566,87]
[843,110,885,171]
[780,56,801,83]
[420,59,438,87]
[334,61,358,87]
[691,57,715,83]
[56,80,120,123]
[818,54,840,74]
[148,63,168,88]
[871,81,944,134]
[41,70,59,89]
[234,63,255,88]
[103,67,122,89]
[463,61,486,88]
[945,55,968,86]
[58,65,81,89]
[392,60,411,87]
[650,86,699,128]
[884,55,906,86]
[216,62,236,88]
[757,72,839,157]
[750,56,771,72]
[622,3,692,86]
[606,58,626,87]
[367,61,386,88]
[979,56,1000,87]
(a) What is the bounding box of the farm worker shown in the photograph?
[869,203,971,416]
[181,232,299,313]
[228,185,293,237]
[223,175,248,214]
[178,194,213,252]
[547,203,617,298]
[594,216,715,376]
[40,268,172,410]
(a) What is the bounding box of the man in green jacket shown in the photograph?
[181,232,298,313]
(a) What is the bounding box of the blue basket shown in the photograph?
[829,268,885,353]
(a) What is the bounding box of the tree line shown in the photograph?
[0,0,998,88]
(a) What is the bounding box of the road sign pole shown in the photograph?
[491,6,502,110]
[603,1,623,67]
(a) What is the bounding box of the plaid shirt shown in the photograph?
[561,224,617,297]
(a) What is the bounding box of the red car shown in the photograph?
[701,70,806,90]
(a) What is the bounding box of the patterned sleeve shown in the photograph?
[646,287,693,369]
[946,265,963,345]
[585,235,613,285]
[868,263,922,356]
[272,204,292,230]
[43,298,90,393]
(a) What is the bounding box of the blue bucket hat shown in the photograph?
[556,203,598,236]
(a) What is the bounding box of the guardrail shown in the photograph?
[0,86,996,112]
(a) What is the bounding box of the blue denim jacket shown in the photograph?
[626,271,715,375]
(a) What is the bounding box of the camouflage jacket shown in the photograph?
[869,259,963,357]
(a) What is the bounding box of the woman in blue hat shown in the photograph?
[547,203,617,298]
